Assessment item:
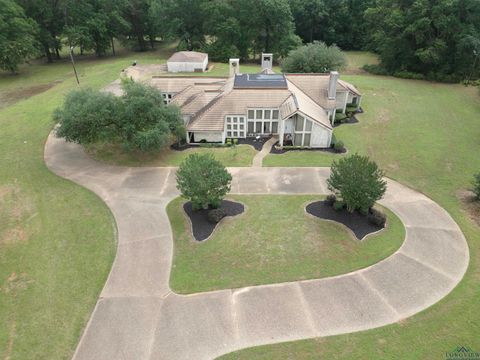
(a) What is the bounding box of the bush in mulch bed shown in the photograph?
[183,200,244,241]
[306,200,386,240]
[333,115,359,128]
[270,141,347,154]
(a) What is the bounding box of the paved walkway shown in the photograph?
[44,134,469,360]
[252,136,277,167]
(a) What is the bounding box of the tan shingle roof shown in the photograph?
[286,80,332,129]
[187,89,291,131]
[167,51,208,63]
[149,77,226,93]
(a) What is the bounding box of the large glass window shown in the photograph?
[225,116,246,138]
[305,120,312,131]
[294,134,303,145]
[295,116,304,131]
[272,110,279,119]
[248,122,254,133]
[248,110,254,119]
[255,122,262,133]
[271,122,278,133]
[256,110,263,119]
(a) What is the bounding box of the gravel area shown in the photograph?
[306,200,384,240]
[184,200,244,241]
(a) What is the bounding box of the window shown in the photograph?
[272,110,279,119]
[295,117,304,131]
[256,122,262,133]
[304,133,311,146]
[294,134,303,145]
[264,110,271,119]
[248,110,254,119]
[263,122,270,133]
[162,92,175,105]
[271,122,278,133]
[256,110,263,119]
[248,122,254,133]
[305,120,312,131]
[225,116,246,138]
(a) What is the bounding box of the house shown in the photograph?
[152,54,361,148]
[167,51,209,73]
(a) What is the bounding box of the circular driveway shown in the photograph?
[44,133,469,360]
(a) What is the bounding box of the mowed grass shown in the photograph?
[221,71,480,356]
[168,195,404,294]
[85,142,256,167]
[0,47,179,359]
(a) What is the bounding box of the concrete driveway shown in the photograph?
[44,134,469,360]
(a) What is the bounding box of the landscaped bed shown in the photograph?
[168,195,404,294]
[183,199,244,241]
[306,200,384,240]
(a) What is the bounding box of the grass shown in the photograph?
[168,195,404,294]
[0,46,179,359]
[344,51,379,74]
[220,68,480,356]
[1,48,479,359]
[85,142,256,167]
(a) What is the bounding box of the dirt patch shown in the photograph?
[0,183,35,246]
[457,190,480,227]
[0,81,61,109]
[376,108,390,122]
[2,272,34,295]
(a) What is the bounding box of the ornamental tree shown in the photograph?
[327,154,387,213]
[176,153,232,210]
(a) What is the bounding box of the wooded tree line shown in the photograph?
[1,0,479,81]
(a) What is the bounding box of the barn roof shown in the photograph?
[167,51,208,63]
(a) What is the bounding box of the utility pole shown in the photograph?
[69,47,80,85]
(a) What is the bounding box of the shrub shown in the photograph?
[325,194,337,206]
[281,41,347,73]
[327,154,387,213]
[176,153,232,210]
[334,113,348,123]
[362,64,390,76]
[473,172,480,200]
[368,208,387,227]
[207,208,227,223]
[334,141,345,153]
[233,138,238,145]
[333,201,345,211]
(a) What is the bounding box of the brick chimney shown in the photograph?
[229,58,240,77]
[261,53,273,71]
[328,71,339,100]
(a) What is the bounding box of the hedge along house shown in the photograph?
[151,54,361,148]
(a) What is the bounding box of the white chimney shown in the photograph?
[328,71,339,100]
[229,58,240,77]
[261,53,273,70]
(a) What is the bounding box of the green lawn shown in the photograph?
[1,48,480,359]
[221,79,480,357]
[168,195,404,294]
[0,48,177,359]
[85,142,256,167]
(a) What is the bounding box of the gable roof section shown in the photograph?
[187,89,291,132]
[167,51,208,63]
[285,80,332,130]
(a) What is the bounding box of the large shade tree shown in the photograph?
[281,41,347,73]
[54,80,184,151]
[0,0,38,73]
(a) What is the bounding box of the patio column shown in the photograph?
[279,118,285,147]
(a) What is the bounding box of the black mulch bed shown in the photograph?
[237,136,272,151]
[170,142,196,151]
[270,141,347,154]
[306,200,384,240]
[184,200,244,241]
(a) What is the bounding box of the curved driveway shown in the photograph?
[44,134,469,360]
